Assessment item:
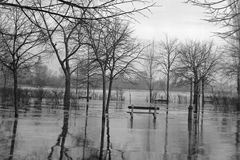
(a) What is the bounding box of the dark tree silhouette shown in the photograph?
[186,0,240,108]
[0,0,155,21]
[86,18,144,118]
[175,40,219,113]
[0,8,44,117]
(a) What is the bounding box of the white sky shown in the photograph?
[132,0,224,43]
[48,0,225,72]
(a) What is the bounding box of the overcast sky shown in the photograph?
[132,0,224,43]
[48,0,225,72]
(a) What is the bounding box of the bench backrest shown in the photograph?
[128,106,159,110]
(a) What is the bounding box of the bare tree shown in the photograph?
[24,1,89,109]
[0,7,44,117]
[186,0,240,37]
[186,0,240,107]
[140,41,158,103]
[174,40,219,113]
[0,0,155,21]
[157,35,179,104]
[74,49,101,102]
[16,0,154,110]
[86,18,143,117]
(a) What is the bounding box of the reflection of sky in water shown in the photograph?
[0,103,239,160]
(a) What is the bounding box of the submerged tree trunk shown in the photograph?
[13,70,18,118]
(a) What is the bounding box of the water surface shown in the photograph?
[0,102,239,160]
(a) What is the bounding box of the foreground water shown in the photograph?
[0,102,239,160]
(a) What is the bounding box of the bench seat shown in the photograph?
[127,111,159,114]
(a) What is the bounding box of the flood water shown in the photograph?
[0,101,239,160]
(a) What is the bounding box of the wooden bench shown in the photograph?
[154,99,168,104]
[127,105,159,119]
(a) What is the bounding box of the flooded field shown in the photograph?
[0,101,239,160]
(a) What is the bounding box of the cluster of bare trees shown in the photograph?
[140,36,220,112]
[0,0,155,118]
[0,7,46,117]
[186,0,240,109]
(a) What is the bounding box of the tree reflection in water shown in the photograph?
[48,108,71,160]
[188,118,193,160]
[106,115,112,160]
[236,113,240,160]
[99,115,106,160]
[99,115,112,160]
[163,108,169,160]
[188,110,204,160]
[82,104,89,159]
[8,118,18,160]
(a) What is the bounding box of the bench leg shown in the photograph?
[154,104,157,119]
[131,105,134,118]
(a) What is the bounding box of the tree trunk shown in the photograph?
[64,73,71,110]
[102,72,106,120]
[106,78,113,114]
[3,70,6,89]
[99,72,106,160]
[202,78,205,113]
[167,70,170,105]
[238,49,240,111]
[193,81,199,114]
[75,66,78,97]
[13,70,18,118]
[87,50,90,103]
[149,79,152,103]
[87,70,90,103]
[149,88,152,103]
[2,71,7,104]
